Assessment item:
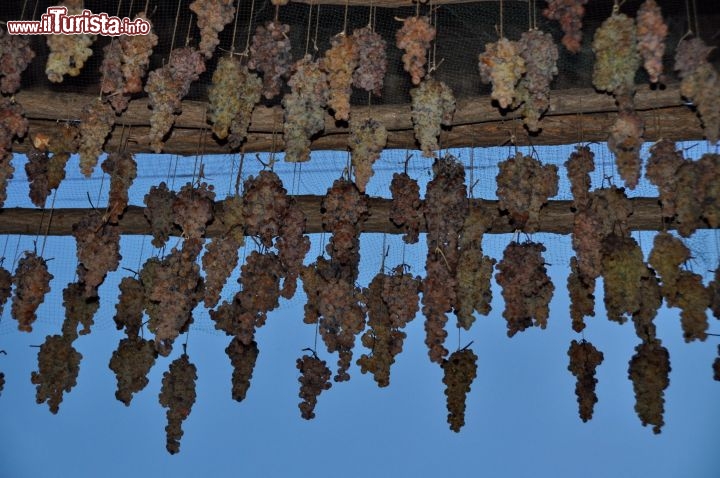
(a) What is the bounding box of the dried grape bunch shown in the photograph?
[0,371,4,397]
[628,338,670,434]
[101,152,137,224]
[358,268,420,387]
[31,334,82,414]
[173,181,216,240]
[225,337,259,402]
[72,213,121,296]
[144,182,178,248]
[455,214,495,330]
[410,77,455,157]
[159,354,197,454]
[25,134,73,205]
[565,145,595,211]
[114,276,145,338]
[422,158,467,362]
[389,172,422,244]
[478,38,526,110]
[636,0,667,84]
[78,98,115,177]
[0,97,28,208]
[696,153,720,228]
[0,264,11,316]
[496,152,559,233]
[495,241,554,336]
[673,154,717,236]
[648,231,689,302]
[608,109,644,189]
[673,271,710,342]
[442,347,478,432]
[25,147,53,208]
[100,40,128,112]
[710,267,720,320]
[61,282,99,342]
[396,16,435,85]
[645,140,684,217]
[283,56,328,163]
[242,170,289,247]
[514,29,559,131]
[567,339,604,422]
[352,26,387,95]
[145,47,206,152]
[189,0,235,59]
[207,55,262,144]
[321,34,359,121]
[543,0,588,53]
[277,201,310,300]
[568,257,595,333]
[297,353,332,420]
[45,0,94,82]
[0,29,35,94]
[202,236,240,308]
[109,336,157,406]
[714,346,720,381]
[349,117,387,193]
[632,267,662,342]
[141,239,204,356]
[248,21,292,100]
[591,12,640,97]
[11,251,53,333]
[601,235,649,324]
[674,38,719,144]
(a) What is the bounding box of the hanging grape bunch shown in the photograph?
[11,251,53,333]
[567,340,604,422]
[396,16,436,85]
[249,21,292,100]
[543,0,588,53]
[442,347,478,432]
[159,354,197,454]
[296,352,332,420]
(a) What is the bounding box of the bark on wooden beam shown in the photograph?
[13,105,705,156]
[0,197,699,238]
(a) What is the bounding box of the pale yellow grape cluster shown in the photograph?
[109,337,157,406]
[0,29,35,94]
[31,334,82,414]
[389,172,422,244]
[636,0,667,83]
[496,152,559,233]
[514,30,559,132]
[442,348,478,432]
[11,251,53,333]
[567,339,604,422]
[225,338,259,402]
[352,26,387,96]
[396,16,436,85]
[296,353,332,420]
[173,181,216,240]
[189,0,235,59]
[61,282,99,341]
[496,241,554,336]
[349,117,387,193]
[543,0,588,53]
[322,34,358,121]
[628,338,670,434]
[600,235,649,324]
[159,354,197,454]
[478,38,526,109]
[249,21,292,100]
[208,56,262,144]
[101,152,137,224]
[283,56,328,163]
[455,214,495,330]
[72,213,121,297]
[591,13,639,96]
[608,109,644,189]
[45,0,94,82]
[144,182,177,248]
[78,98,115,177]
[410,78,455,157]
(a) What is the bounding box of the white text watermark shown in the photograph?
[6,7,150,36]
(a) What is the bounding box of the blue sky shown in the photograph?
[0,144,719,478]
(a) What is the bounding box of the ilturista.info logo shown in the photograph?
[6,7,151,36]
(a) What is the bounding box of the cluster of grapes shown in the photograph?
[496,152,559,233]
[61,282,99,341]
[567,339,604,422]
[321,34,358,122]
[202,235,241,309]
[101,152,137,224]
[710,268,720,320]
[542,0,588,53]
[675,38,719,144]
[31,334,82,414]
[675,154,720,236]
[173,181,216,239]
[276,202,310,300]
[600,235,651,325]
[109,337,157,406]
[225,337,259,402]
[145,47,206,152]
[351,27,387,96]
[645,140,684,218]
[11,251,53,332]
[396,16,436,85]
[478,38,526,110]
[592,12,640,97]
[389,172,422,244]
[25,148,54,208]
[349,117,387,193]
[514,30,559,132]
[0,97,27,208]
[628,339,671,434]
[410,78,456,157]
[283,56,328,163]
[78,99,115,177]
[296,353,332,420]
[72,213,121,297]
[636,0,667,83]
[159,354,197,454]
[249,21,292,100]
[45,0,94,82]
[242,170,289,247]
[714,346,720,381]
[114,276,145,338]
[608,108,644,190]
[189,0,235,59]
[565,145,595,211]
[143,182,178,247]
[455,215,495,330]
[0,264,10,316]
[207,56,262,144]
[442,348,478,432]
[0,29,35,94]
[24,125,78,208]
[567,257,595,333]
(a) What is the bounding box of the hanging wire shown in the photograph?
[230,0,242,53]
[169,0,183,53]
[40,190,59,258]
[243,0,257,57]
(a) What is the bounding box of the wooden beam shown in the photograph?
[13,105,705,155]
[0,197,698,238]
